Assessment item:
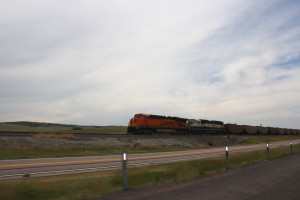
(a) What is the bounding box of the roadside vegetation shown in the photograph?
[1,134,300,159]
[0,144,299,200]
[240,135,300,144]
[0,146,200,160]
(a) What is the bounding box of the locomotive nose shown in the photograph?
[129,118,135,126]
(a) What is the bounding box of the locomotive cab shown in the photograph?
[127,113,149,134]
[134,114,144,119]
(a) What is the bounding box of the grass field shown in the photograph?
[0,122,127,134]
[0,146,200,160]
[1,135,300,160]
[241,135,300,144]
[0,144,299,200]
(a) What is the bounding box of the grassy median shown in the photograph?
[0,144,299,200]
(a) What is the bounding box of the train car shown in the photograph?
[187,119,225,134]
[285,129,292,135]
[268,127,278,134]
[293,129,300,135]
[127,113,188,135]
[242,125,258,134]
[224,124,243,134]
[257,126,268,134]
[278,128,285,135]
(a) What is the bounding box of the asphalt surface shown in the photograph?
[1,140,299,181]
[99,154,300,200]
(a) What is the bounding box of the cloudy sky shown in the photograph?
[0,0,300,128]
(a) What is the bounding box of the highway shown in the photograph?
[0,140,299,181]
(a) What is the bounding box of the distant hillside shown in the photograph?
[5,121,102,128]
[0,121,126,134]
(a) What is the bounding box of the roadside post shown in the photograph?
[122,150,128,190]
[290,141,293,154]
[225,146,229,170]
[266,143,270,161]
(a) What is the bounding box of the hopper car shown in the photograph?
[127,113,300,135]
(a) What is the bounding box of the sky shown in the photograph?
[0,0,300,128]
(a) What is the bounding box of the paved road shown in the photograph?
[99,154,300,200]
[0,140,299,181]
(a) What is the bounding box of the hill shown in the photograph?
[0,121,126,134]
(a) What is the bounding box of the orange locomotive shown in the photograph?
[127,113,188,135]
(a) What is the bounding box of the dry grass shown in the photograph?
[31,133,74,139]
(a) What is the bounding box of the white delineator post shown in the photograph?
[225,146,229,170]
[290,141,293,154]
[122,150,128,190]
[266,143,270,161]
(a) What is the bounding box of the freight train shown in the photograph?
[127,113,300,135]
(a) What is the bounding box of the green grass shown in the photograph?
[0,171,123,200]
[0,122,127,134]
[69,126,127,134]
[0,123,71,133]
[1,144,299,200]
[0,146,200,160]
[240,135,300,145]
[128,144,300,190]
[1,135,299,160]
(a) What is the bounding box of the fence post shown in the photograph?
[122,150,128,190]
[266,143,270,161]
[225,146,229,170]
[290,141,293,154]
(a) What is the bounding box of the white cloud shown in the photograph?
[0,0,300,128]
